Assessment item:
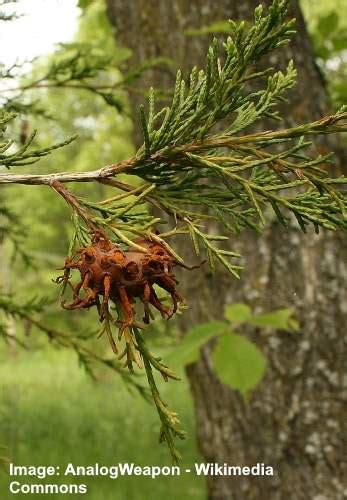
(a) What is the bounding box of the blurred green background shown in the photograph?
[0,348,205,499]
[0,0,346,498]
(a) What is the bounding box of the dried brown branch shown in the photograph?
[0,111,345,188]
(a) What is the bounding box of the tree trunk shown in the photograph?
[106,1,347,498]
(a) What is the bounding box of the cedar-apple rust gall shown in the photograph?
[54,230,201,366]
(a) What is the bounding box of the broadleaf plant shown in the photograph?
[168,303,298,397]
[212,333,267,398]
[0,0,346,462]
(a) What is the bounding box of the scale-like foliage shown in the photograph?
[56,0,347,278]
[0,111,76,167]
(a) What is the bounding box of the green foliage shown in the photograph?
[78,0,94,9]
[301,0,347,108]
[1,0,169,118]
[225,303,299,331]
[2,44,128,115]
[317,11,339,38]
[137,5,297,156]
[54,0,347,283]
[224,303,252,323]
[0,0,134,262]
[248,308,299,330]
[0,349,205,499]
[0,446,9,471]
[0,111,76,168]
[212,332,267,397]
[168,303,298,397]
[0,293,147,396]
[0,203,32,264]
[3,0,347,279]
[166,321,227,366]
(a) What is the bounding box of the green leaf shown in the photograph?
[315,45,331,61]
[166,321,226,367]
[112,47,133,65]
[78,0,94,9]
[248,308,299,331]
[212,333,267,397]
[332,83,347,101]
[332,34,347,52]
[224,303,251,323]
[317,12,339,37]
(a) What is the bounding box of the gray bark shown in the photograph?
[106,1,347,498]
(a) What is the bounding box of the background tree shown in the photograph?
[105,0,347,498]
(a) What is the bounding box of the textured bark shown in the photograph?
[106,1,347,499]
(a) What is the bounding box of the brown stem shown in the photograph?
[2,80,144,96]
[0,112,346,188]
[0,157,134,186]
[50,180,102,233]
